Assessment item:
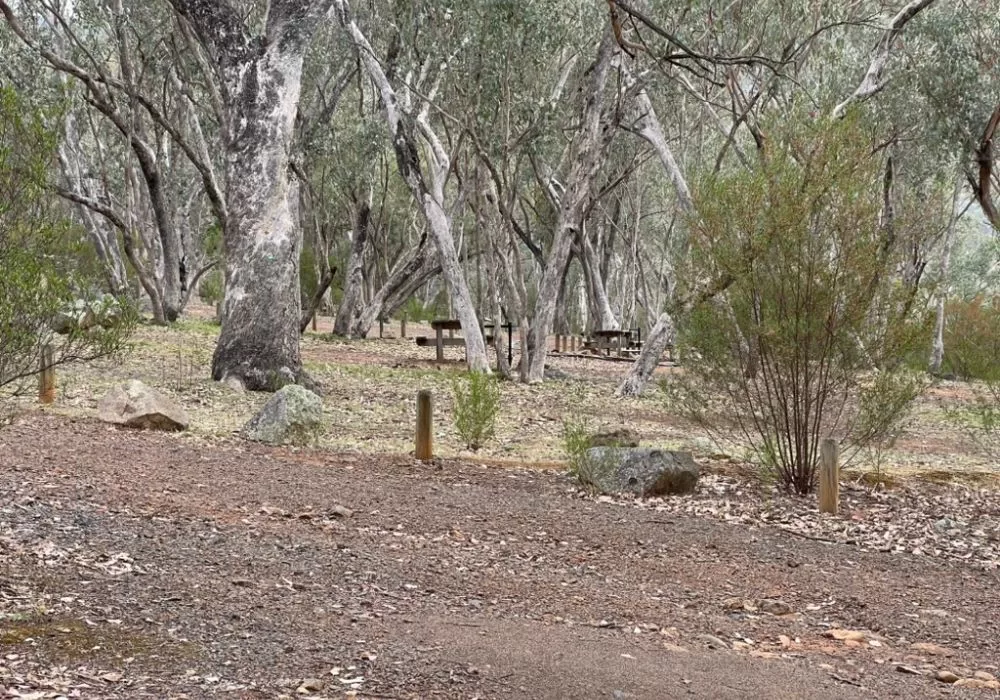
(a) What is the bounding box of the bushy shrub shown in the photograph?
[0,86,133,403]
[672,115,928,494]
[451,371,501,451]
[561,418,592,476]
[940,295,1000,454]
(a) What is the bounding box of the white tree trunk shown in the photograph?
[170,0,335,390]
[930,180,964,374]
[580,231,619,331]
[333,190,372,337]
[335,1,489,372]
[524,32,616,383]
[617,312,674,397]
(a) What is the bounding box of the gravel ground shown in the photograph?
[2,414,999,699]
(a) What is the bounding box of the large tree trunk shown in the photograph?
[169,0,335,391]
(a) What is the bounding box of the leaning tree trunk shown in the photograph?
[524,31,616,383]
[169,0,335,391]
[336,1,489,372]
[617,311,675,397]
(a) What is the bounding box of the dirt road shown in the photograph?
[1,415,997,698]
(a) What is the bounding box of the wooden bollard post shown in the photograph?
[819,438,840,514]
[400,316,407,339]
[379,317,385,338]
[415,390,433,461]
[311,312,318,331]
[39,344,55,404]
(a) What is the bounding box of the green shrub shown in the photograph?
[0,86,133,401]
[451,371,501,451]
[561,417,592,476]
[941,296,1000,381]
[940,295,1000,455]
[673,115,928,494]
[198,268,224,306]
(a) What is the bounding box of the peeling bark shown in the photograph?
[169,0,336,391]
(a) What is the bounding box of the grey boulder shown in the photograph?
[578,447,699,497]
[243,384,324,445]
[98,380,188,431]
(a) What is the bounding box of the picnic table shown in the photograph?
[588,328,642,357]
[415,319,508,362]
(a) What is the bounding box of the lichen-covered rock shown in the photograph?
[242,384,324,445]
[578,447,699,497]
[98,380,188,431]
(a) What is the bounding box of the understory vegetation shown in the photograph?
[0,1,998,492]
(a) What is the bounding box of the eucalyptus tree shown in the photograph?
[333,0,492,371]
[163,0,339,389]
[0,0,222,324]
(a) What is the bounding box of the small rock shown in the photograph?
[824,629,867,642]
[222,375,245,392]
[935,670,960,684]
[955,679,1000,690]
[330,504,354,518]
[697,634,729,650]
[910,642,954,657]
[297,678,325,693]
[98,380,188,431]
[723,597,756,612]
[895,664,924,675]
[759,599,792,615]
[974,671,997,682]
[242,384,324,445]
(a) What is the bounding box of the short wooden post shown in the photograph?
[379,317,385,338]
[571,335,577,352]
[819,438,840,515]
[38,344,55,404]
[311,313,318,331]
[415,390,433,461]
[400,316,407,339]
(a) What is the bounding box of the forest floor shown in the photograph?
[2,308,1000,698]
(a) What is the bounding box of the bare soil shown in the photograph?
[2,414,999,699]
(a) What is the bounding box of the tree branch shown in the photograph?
[832,0,938,118]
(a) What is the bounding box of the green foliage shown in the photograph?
[198,268,224,306]
[673,115,928,494]
[0,86,133,399]
[940,296,1000,456]
[561,417,592,476]
[402,295,445,323]
[451,371,501,451]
